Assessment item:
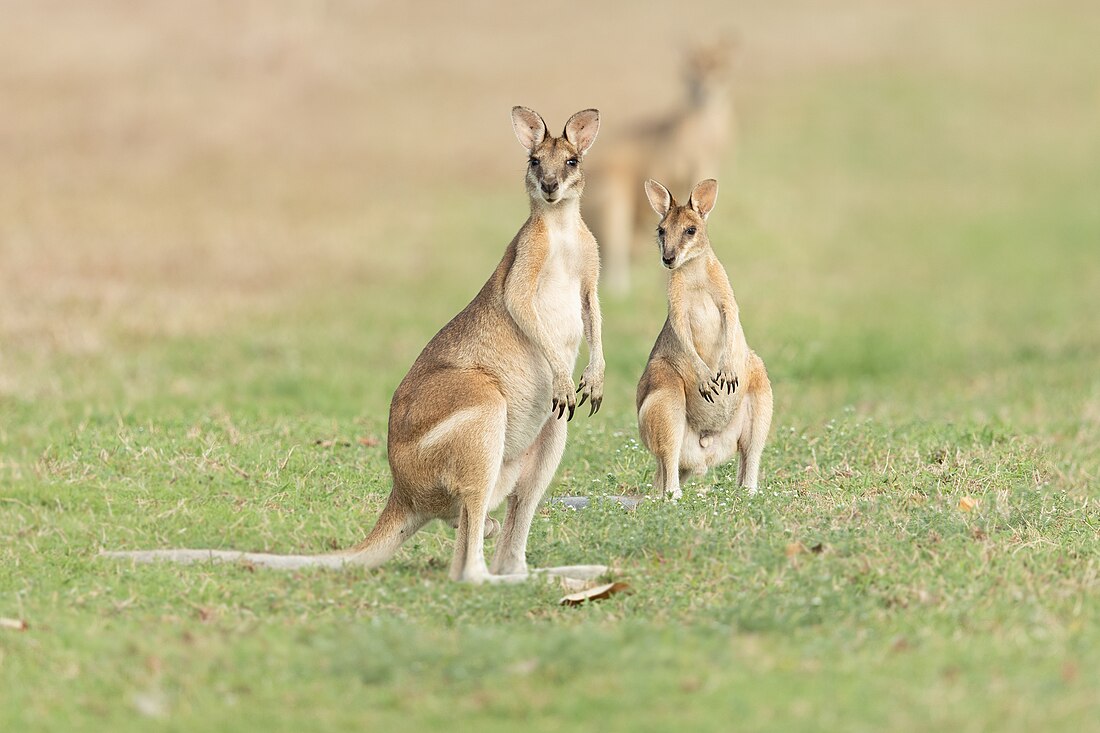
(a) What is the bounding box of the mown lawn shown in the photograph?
[2,1,1099,731]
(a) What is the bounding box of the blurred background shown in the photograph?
[4,5,1100,727]
[1,0,1098,451]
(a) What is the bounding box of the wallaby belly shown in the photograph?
[500,274,583,460]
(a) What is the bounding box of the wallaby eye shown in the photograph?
[657,227,665,239]
[529,158,540,167]
[566,158,579,167]
[685,226,697,236]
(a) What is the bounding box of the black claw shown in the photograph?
[593,399,601,415]
[577,392,588,408]
[576,383,583,394]
[568,403,575,421]
[589,401,596,416]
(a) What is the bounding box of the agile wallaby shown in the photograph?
[103,107,607,584]
[636,178,772,500]
[585,39,736,294]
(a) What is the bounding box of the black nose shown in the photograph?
[662,255,674,266]
[541,180,559,194]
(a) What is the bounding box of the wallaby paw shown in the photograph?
[697,377,720,403]
[576,364,604,416]
[551,375,576,420]
[714,369,738,395]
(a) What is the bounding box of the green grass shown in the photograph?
[3,2,1100,731]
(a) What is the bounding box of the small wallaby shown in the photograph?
[585,38,736,294]
[636,178,772,500]
[103,107,608,584]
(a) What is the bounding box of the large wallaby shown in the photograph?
[103,107,608,584]
[636,178,772,500]
[585,38,736,294]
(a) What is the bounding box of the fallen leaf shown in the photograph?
[314,439,351,448]
[785,542,806,559]
[0,618,28,631]
[958,496,977,512]
[559,581,632,606]
[358,436,380,447]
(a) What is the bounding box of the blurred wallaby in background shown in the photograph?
[585,37,738,294]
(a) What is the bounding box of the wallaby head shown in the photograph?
[511,106,600,206]
[683,37,736,106]
[644,178,719,270]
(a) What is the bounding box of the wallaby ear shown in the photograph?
[563,109,600,156]
[644,179,672,217]
[689,179,719,219]
[511,106,547,151]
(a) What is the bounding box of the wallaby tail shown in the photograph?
[100,495,425,571]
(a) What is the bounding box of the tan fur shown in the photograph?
[636,178,772,500]
[103,108,608,584]
[585,38,737,294]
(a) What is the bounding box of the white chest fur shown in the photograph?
[535,214,584,354]
[688,288,723,363]
[676,266,724,365]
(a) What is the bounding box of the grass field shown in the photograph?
[2,1,1099,730]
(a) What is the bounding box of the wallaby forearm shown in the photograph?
[581,274,605,368]
[720,301,745,366]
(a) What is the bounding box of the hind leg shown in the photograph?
[450,483,506,584]
[639,381,688,500]
[737,372,774,492]
[490,415,567,576]
[431,401,510,584]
